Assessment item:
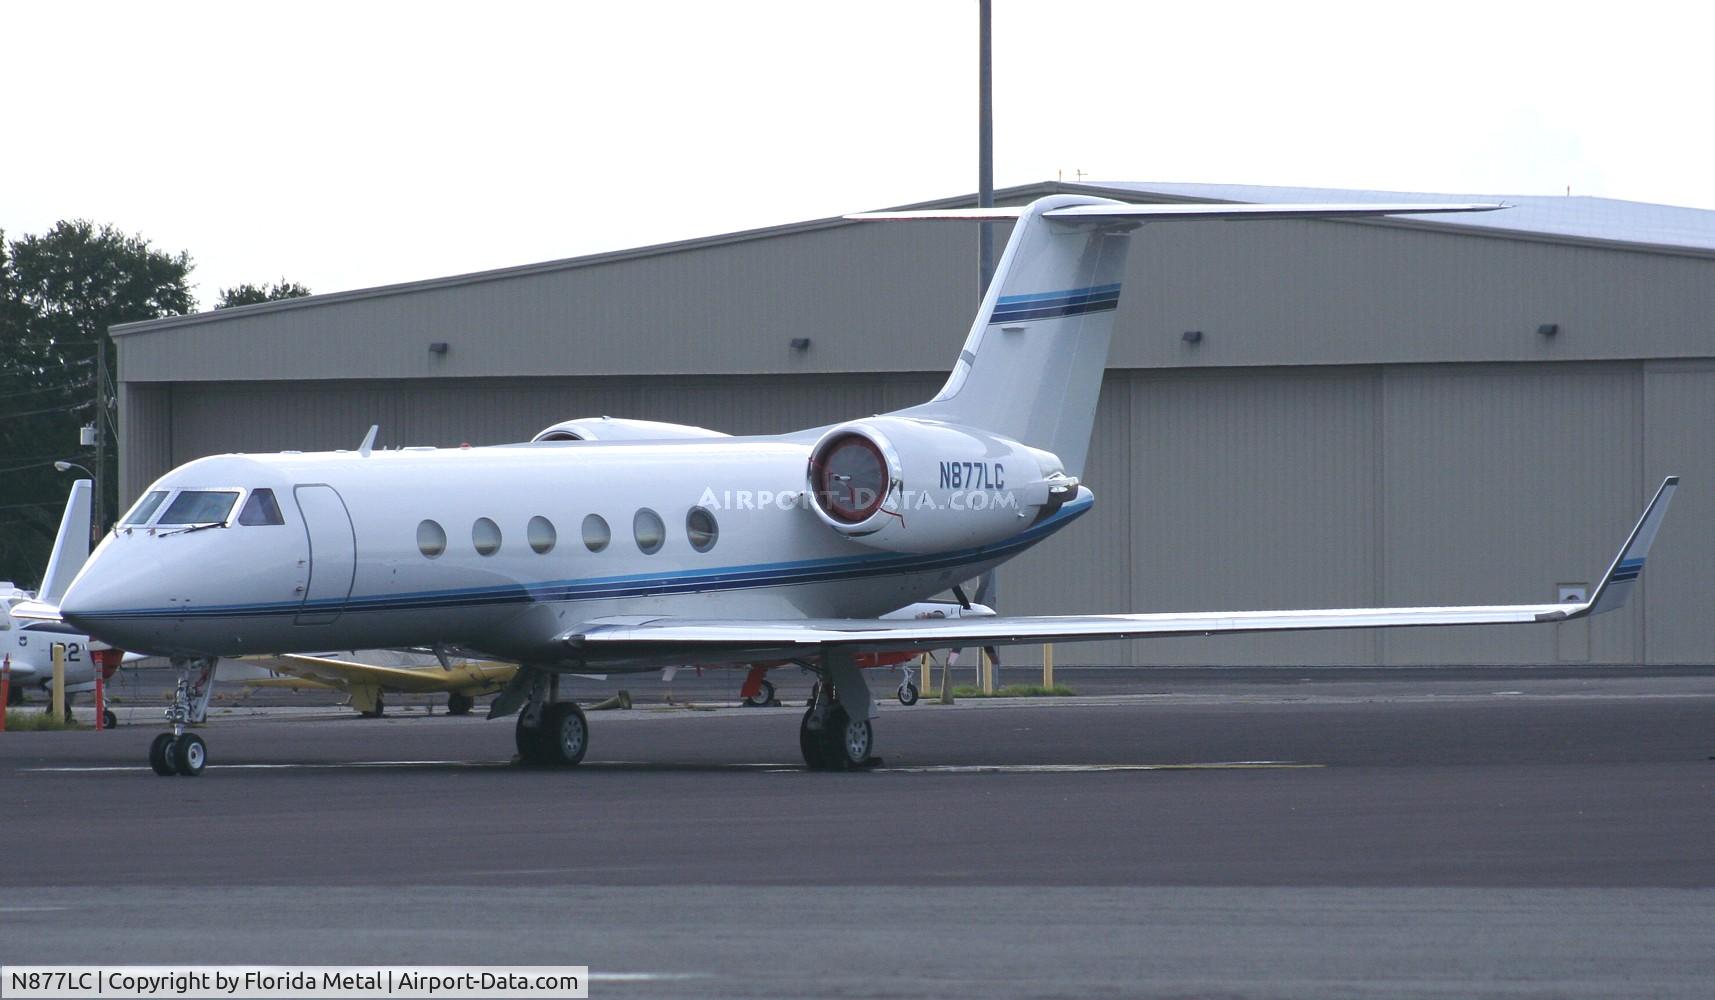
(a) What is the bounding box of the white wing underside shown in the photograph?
[562,478,1677,663]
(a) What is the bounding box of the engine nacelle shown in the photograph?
[804,416,1077,553]
[531,416,729,443]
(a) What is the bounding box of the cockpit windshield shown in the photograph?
[121,490,170,526]
[157,490,240,526]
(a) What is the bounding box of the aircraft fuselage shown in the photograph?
[60,434,1088,666]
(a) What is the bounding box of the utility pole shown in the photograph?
[977,0,995,296]
[975,0,1000,683]
[92,334,107,545]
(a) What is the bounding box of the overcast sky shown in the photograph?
[3,1,1710,309]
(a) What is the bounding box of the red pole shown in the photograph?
[1,654,10,733]
[93,663,105,731]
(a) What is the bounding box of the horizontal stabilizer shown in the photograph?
[846,202,1505,223]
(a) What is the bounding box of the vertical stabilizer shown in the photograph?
[38,480,92,604]
[893,195,1133,478]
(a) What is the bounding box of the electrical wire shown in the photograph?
[0,379,93,402]
[0,401,91,420]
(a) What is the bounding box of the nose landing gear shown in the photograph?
[148,658,217,777]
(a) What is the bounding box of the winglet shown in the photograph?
[1577,476,1679,618]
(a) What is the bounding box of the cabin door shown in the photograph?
[294,484,356,625]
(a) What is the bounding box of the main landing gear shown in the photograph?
[149,657,217,777]
[446,691,475,716]
[799,650,880,771]
[511,670,588,767]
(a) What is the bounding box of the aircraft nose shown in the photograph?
[58,549,159,642]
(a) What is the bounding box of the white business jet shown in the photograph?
[28,195,1677,776]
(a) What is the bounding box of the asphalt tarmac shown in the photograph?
[4,670,1714,999]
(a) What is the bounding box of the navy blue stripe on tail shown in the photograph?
[990,283,1120,324]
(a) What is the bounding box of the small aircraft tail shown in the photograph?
[850,196,1503,479]
[38,479,92,605]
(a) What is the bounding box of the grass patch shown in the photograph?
[3,710,82,732]
[948,683,1077,698]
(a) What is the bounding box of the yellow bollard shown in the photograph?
[919,654,933,698]
[1043,644,1055,689]
[51,643,67,723]
[980,649,994,694]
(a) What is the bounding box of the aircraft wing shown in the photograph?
[561,478,1676,663]
[263,654,517,693]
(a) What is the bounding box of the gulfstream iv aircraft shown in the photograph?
[31,195,1678,776]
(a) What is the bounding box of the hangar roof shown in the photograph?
[1094,182,1715,256]
[112,179,1715,342]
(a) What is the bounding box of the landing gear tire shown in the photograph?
[541,702,589,766]
[172,733,207,776]
[799,707,829,769]
[897,682,920,706]
[515,712,551,764]
[447,692,475,716]
[800,704,874,770]
[103,709,118,729]
[361,694,385,719]
[744,679,776,708]
[149,733,178,776]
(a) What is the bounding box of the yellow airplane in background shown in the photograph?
[245,652,516,717]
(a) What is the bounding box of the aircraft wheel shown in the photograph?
[361,694,385,719]
[172,733,207,776]
[103,709,118,729]
[514,712,550,764]
[743,678,776,708]
[897,682,920,706]
[823,704,874,769]
[799,707,829,769]
[541,702,589,766]
[149,733,178,776]
[447,692,475,716]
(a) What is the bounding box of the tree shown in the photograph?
[215,280,310,309]
[0,221,194,586]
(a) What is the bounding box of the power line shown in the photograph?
[0,401,91,421]
[0,379,92,402]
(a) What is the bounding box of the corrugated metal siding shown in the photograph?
[1124,369,1381,666]
[1641,364,1715,664]
[1377,365,1643,665]
[117,383,173,503]
[115,218,1715,384]
[1121,220,1715,371]
[117,221,989,383]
